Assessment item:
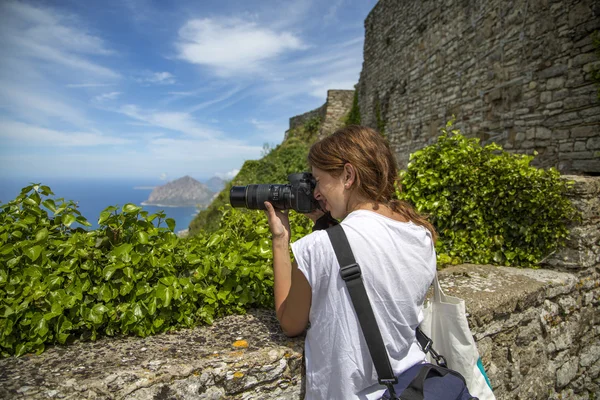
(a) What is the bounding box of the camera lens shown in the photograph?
[246,184,274,209]
[229,186,247,208]
[230,184,291,210]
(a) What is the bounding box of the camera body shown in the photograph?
[230,172,318,213]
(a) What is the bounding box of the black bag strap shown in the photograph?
[326,224,399,397]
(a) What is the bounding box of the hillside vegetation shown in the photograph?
[188,118,322,235]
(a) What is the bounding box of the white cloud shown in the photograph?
[159,172,168,181]
[250,118,286,142]
[0,119,131,147]
[0,82,91,128]
[187,85,242,113]
[176,18,307,76]
[93,91,122,102]
[67,83,115,88]
[137,71,176,85]
[262,39,363,103]
[216,169,239,180]
[118,104,221,138]
[148,138,260,162]
[0,1,119,79]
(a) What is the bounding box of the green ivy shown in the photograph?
[0,184,311,357]
[399,120,578,267]
[345,91,361,126]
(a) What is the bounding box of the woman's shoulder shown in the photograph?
[292,228,330,250]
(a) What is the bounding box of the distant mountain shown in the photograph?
[142,176,214,207]
[205,176,226,192]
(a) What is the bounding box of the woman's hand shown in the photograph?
[264,202,291,241]
[303,207,325,224]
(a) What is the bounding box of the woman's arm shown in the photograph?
[272,237,311,337]
[264,202,311,337]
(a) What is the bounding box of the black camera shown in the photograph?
[229,172,319,213]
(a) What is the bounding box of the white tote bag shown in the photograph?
[420,274,496,400]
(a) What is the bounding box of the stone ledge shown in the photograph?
[0,309,304,400]
[2,265,597,399]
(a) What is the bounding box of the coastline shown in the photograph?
[141,201,203,209]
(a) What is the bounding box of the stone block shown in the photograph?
[556,358,579,388]
[553,89,569,101]
[546,101,563,109]
[526,128,536,140]
[536,127,552,139]
[571,125,599,137]
[566,76,585,88]
[515,131,526,142]
[564,96,593,109]
[560,151,596,159]
[546,77,565,90]
[559,142,573,152]
[587,136,600,149]
[580,106,600,118]
[574,141,587,151]
[540,91,553,103]
[572,52,597,67]
[539,64,568,79]
[583,61,600,73]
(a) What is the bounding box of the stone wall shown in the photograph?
[1,177,598,399]
[286,105,326,138]
[543,175,600,271]
[358,0,600,174]
[318,89,355,139]
[285,90,354,140]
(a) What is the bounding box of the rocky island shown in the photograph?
[142,176,214,207]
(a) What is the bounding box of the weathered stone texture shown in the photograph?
[318,90,355,139]
[0,309,305,400]
[285,90,354,141]
[543,175,600,271]
[286,104,326,139]
[447,264,600,400]
[358,0,600,174]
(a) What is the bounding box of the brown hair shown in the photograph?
[308,125,437,241]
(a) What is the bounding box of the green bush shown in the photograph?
[399,121,578,267]
[0,184,311,357]
[303,116,321,136]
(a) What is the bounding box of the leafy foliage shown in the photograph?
[303,116,321,137]
[0,184,311,357]
[399,121,578,267]
[345,91,361,126]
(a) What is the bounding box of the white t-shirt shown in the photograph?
[291,210,436,400]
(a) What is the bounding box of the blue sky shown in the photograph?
[0,0,375,182]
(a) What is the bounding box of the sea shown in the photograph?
[0,177,201,233]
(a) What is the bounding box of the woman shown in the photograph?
[264,125,438,399]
